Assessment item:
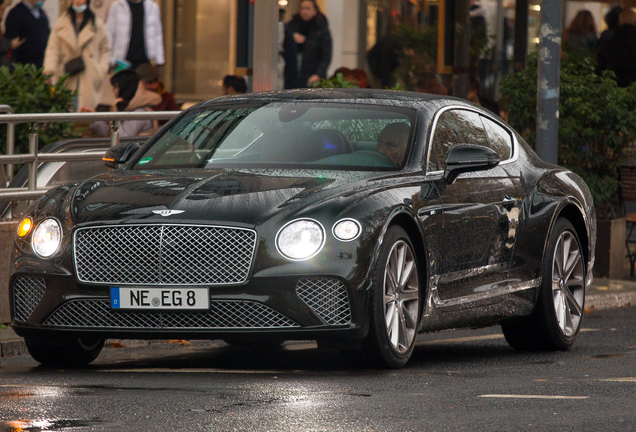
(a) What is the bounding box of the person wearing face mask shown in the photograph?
[5,0,50,69]
[43,0,109,111]
[287,0,332,87]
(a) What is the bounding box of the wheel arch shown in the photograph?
[385,210,429,320]
[556,203,590,270]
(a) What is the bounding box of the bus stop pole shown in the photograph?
[535,0,562,165]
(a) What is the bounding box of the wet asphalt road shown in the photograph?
[0,306,635,432]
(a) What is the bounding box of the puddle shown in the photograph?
[0,419,103,432]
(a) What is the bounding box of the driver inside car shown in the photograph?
[376,122,410,166]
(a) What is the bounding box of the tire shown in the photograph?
[25,337,105,367]
[345,225,421,368]
[502,218,586,351]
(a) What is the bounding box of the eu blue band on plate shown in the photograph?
[110,287,120,308]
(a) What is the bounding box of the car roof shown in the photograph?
[202,88,476,109]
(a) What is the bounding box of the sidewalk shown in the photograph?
[2,279,635,358]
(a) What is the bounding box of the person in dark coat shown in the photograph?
[287,0,332,88]
[0,0,25,69]
[280,9,298,90]
[5,0,50,69]
[597,9,636,87]
[563,10,598,57]
[599,6,622,47]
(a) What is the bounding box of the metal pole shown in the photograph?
[452,0,470,99]
[535,0,561,165]
[252,0,278,91]
[513,0,529,71]
[110,121,120,148]
[28,123,38,191]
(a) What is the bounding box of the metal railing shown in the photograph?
[0,110,179,203]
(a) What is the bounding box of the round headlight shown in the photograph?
[276,219,325,260]
[332,219,361,242]
[32,218,62,258]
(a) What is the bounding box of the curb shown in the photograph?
[2,290,636,359]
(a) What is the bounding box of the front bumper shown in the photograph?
[10,272,370,342]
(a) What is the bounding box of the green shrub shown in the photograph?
[315,73,360,89]
[500,54,636,218]
[0,64,77,161]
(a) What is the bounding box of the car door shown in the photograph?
[428,108,517,304]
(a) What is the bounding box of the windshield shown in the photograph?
[133,102,416,171]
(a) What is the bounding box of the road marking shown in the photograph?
[97,368,288,374]
[419,334,504,345]
[479,394,589,400]
[600,377,636,382]
[419,329,598,345]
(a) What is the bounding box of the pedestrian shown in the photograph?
[43,0,109,111]
[0,0,25,69]
[83,69,161,137]
[597,9,636,87]
[599,6,622,47]
[105,0,164,72]
[5,0,50,69]
[135,62,179,125]
[287,0,332,88]
[279,8,297,89]
[222,75,246,95]
[563,10,598,57]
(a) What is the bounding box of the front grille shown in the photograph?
[43,299,299,329]
[13,276,46,323]
[74,224,257,285]
[296,278,351,325]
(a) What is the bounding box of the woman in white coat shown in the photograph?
[44,0,109,111]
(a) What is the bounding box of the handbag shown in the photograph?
[64,56,85,76]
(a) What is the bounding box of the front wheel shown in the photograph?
[346,226,421,368]
[502,218,586,351]
[25,337,105,367]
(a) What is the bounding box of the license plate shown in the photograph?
[110,287,210,310]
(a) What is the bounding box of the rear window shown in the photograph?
[134,103,416,171]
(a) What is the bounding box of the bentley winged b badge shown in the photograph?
[152,210,185,217]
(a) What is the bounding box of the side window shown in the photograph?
[481,116,513,161]
[429,109,488,170]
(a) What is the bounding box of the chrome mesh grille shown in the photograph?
[43,299,299,329]
[74,225,256,285]
[13,276,46,323]
[296,278,351,325]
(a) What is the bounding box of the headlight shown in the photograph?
[32,218,62,258]
[17,217,33,238]
[276,219,325,260]
[332,219,361,242]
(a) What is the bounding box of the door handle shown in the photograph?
[502,195,516,209]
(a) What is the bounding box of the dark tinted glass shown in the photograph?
[134,103,415,171]
[430,109,488,170]
[481,116,512,161]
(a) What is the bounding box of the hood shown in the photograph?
[71,168,383,226]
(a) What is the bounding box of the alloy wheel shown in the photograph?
[551,231,585,337]
[383,240,419,353]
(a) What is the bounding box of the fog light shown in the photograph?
[17,217,33,238]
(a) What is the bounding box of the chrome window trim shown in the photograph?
[73,223,258,286]
[425,105,519,175]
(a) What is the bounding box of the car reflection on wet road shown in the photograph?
[0,306,635,432]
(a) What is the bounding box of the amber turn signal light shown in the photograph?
[17,217,32,237]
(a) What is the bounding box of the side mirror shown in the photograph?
[103,142,141,169]
[443,144,500,184]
